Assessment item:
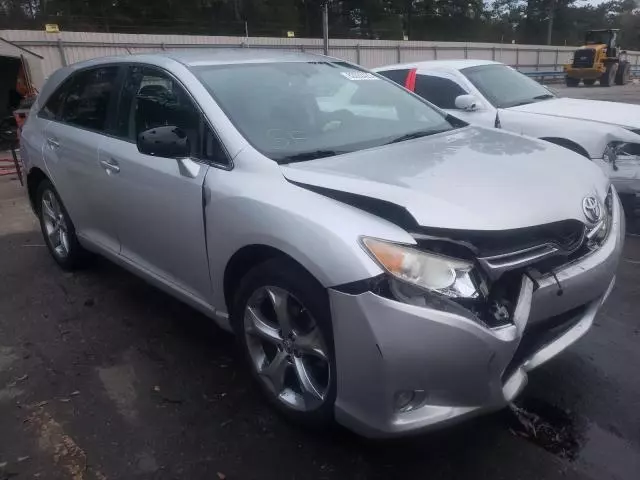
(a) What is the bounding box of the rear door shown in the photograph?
[40,65,122,253]
[100,65,222,302]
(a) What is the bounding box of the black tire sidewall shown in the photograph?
[232,257,337,427]
[600,63,615,86]
[565,77,579,87]
[615,61,629,85]
[36,179,85,270]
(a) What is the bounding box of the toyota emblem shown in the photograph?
[582,196,602,223]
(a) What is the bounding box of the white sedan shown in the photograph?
[374,60,640,198]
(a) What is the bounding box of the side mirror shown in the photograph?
[454,94,479,112]
[137,125,190,158]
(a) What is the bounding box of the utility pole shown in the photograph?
[322,2,329,55]
[546,0,556,45]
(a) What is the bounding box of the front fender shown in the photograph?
[204,165,415,315]
[499,109,639,159]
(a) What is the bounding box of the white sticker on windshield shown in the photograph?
[340,71,379,81]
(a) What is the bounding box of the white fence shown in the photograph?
[2,29,640,88]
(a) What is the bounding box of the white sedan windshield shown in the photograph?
[193,61,458,162]
[462,64,556,109]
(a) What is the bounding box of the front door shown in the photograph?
[101,65,215,303]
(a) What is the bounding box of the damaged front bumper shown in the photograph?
[594,157,640,195]
[329,192,624,439]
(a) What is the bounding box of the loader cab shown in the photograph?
[585,29,619,55]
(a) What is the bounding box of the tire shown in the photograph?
[36,179,88,270]
[565,76,579,87]
[583,79,596,86]
[600,63,617,87]
[615,61,630,85]
[232,257,336,428]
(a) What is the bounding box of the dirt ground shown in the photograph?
[553,81,640,105]
[1,84,640,480]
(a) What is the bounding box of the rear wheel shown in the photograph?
[36,179,88,270]
[233,258,337,427]
[615,61,631,85]
[600,63,617,87]
[565,76,580,87]
[583,79,596,86]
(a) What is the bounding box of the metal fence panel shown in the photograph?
[401,47,437,63]
[2,29,640,87]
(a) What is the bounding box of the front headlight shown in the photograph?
[586,187,614,248]
[603,142,620,165]
[604,142,640,170]
[361,237,479,299]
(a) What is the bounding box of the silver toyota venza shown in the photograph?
[20,51,623,438]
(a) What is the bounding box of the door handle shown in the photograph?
[99,159,120,174]
[46,138,60,149]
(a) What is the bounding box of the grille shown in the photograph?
[572,49,595,68]
[413,220,586,279]
[414,220,586,258]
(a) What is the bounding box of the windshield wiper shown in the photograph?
[509,100,535,107]
[385,129,448,145]
[277,149,341,164]
[533,93,555,100]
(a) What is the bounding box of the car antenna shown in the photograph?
[494,111,502,129]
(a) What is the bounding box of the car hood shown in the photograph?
[280,127,608,231]
[510,97,640,130]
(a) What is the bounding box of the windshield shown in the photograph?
[585,31,611,45]
[461,64,556,109]
[192,61,457,163]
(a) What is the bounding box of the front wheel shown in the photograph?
[233,258,336,427]
[615,61,631,85]
[583,79,596,86]
[600,63,617,87]
[565,76,580,87]
[37,179,88,270]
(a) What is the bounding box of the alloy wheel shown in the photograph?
[41,189,70,259]
[244,286,331,412]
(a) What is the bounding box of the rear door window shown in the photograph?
[414,75,468,109]
[60,66,120,132]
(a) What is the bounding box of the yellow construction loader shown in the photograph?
[563,29,631,87]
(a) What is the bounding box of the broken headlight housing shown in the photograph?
[603,141,640,171]
[586,187,614,249]
[361,237,519,327]
[362,237,479,299]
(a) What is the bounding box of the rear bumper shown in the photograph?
[330,193,624,438]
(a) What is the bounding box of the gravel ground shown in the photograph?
[553,81,640,105]
[1,85,640,480]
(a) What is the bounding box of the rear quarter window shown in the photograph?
[377,69,411,86]
[40,80,69,120]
